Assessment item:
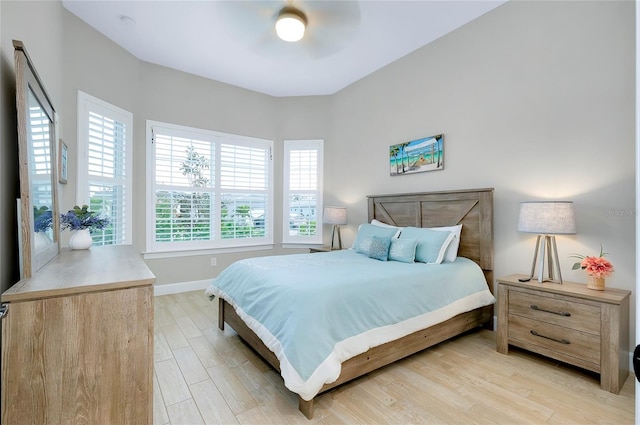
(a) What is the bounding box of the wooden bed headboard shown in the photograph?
[367,188,494,291]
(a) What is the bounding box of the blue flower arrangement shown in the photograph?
[60,205,110,232]
[34,206,53,233]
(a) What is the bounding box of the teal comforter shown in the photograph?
[205,249,495,400]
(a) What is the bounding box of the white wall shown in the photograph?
[58,11,335,283]
[0,1,66,292]
[635,1,639,421]
[60,10,141,253]
[331,0,635,337]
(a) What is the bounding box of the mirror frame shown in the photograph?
[14,40,60,278]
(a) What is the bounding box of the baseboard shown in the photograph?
[154,279,211,296]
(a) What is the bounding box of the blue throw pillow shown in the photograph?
[389,238,417,263]
[399,227,454,264]
[353,223,399,255]
[368,236,391,261]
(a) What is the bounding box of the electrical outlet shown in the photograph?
[210,257,217,267]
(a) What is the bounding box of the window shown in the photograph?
[77,91,132,246]
[29,92,53,214]
[283,140,323,245]
[147,121,273,253]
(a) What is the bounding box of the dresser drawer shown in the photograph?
[509,290,600,335]
[508,314,600,367]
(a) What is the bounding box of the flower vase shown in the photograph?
[586,275,605,291]
[69,229,93,250]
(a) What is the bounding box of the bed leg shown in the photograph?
[298,397,314,419]
[218,297,225,331]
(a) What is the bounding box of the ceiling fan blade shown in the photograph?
[216,0,361,60]
[215,1,282,43]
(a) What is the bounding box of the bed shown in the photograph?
[207,188,495,418]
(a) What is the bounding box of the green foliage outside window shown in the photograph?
[155,144,267,242]
[88,197,115,245]
[297,221,317,236]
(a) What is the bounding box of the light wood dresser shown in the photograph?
[496,274,630,394]
[1,245,155,424]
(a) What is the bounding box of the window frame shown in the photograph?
[282,139,324,245]
[145,120,274,255]
[76,91,133,245]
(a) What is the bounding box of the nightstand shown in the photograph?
[496,273,630,394]
[309,246,333,253]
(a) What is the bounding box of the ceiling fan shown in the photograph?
[215,1,362,60]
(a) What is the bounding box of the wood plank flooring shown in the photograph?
[154,291,635,424]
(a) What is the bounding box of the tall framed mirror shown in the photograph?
[14,40,60,278]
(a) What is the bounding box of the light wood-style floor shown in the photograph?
[154,291,635,425]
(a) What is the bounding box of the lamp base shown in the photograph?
[330,225,342,250]
[527,234,563,284]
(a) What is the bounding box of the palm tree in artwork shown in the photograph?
[390,145,401,174]
[401,142,410,173]
[435,135,443,168]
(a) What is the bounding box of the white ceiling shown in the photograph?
[62,0,506,97]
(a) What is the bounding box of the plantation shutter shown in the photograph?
[153,131,214,243]
[147,121,273,252]
[282,140,323,245]
[28,98,53,210]
[77,91,132,246]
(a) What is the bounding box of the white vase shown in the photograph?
[69,229,93,250]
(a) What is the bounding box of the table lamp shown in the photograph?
[323,206,347,250]
[517,201,576,283]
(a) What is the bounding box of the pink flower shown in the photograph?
[571,245,614,279]
[580,256,614,278]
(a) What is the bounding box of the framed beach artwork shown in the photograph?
[390,134,443,176]
[59,139,68,184]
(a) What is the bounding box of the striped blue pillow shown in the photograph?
[389,238,418,263]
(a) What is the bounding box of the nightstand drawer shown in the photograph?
[508,314,600,366]
[496,274,631,394]
[509,290,600,335]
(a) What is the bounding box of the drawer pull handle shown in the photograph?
[530,304,571,317]
[530,330,570,345]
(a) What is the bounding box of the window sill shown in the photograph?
[281,243,325,250]
[142,244,274,260]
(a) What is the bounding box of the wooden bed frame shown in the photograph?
[217,188,494,418]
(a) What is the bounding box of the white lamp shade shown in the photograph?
[517,201,576,235]
[323,207,347,225]
[276,8,306,42]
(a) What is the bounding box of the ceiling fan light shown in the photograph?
[276,6,307,42]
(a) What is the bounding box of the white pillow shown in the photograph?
[371,219,402,239]
[430,224,462,262]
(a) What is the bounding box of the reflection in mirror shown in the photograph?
[15,40,59,278]
[29,88,54,253]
